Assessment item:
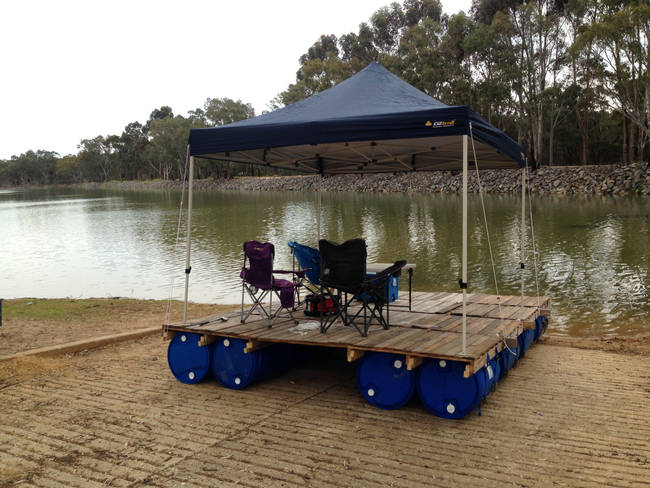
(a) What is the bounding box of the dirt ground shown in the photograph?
[540,333,650,357]
[1,299,649,487]
[1,322,649,487]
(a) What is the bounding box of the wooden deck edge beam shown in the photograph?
[406,355,424,371]
[163,327,480,365]
[347,348,365,363]
[522,320,536,330]
[540,308,551,317]
[464,354,487,378]
[505,337,518,349]
[198,335,218,347]
[244,340,271,354]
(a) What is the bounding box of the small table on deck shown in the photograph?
[366,262,416,311]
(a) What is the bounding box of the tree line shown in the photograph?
[0,98,258,186]
[275,0,648,168]
[1,0,647,186]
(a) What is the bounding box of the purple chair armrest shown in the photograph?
[273,269,308,279]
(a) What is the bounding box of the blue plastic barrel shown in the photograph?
[534,315,548,341]
[357,352,415,410]
[167,332,213,384]
[486,355,500,390]
[500,344,518,373]
[517,328,536,359]
[416,359,487,419]
[495,360,502,386]
[212,338,292,390]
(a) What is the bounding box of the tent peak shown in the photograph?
[189,61,527,168]
[226,61,448,129]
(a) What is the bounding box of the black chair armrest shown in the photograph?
[361,260,406,285]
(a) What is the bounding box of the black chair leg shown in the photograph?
[320,285,345,333]
[319,286,324,332]
[386,299,390,329]
[363,299,368,337]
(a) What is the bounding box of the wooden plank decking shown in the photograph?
[164,290,550,375]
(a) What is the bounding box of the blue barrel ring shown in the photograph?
[357,352,415,410]
[167,332,213,384]
[416,358,487,419]
[212,338,292,390]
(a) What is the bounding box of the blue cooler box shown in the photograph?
[357,273,399,303]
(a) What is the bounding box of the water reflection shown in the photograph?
[0,188,647,336]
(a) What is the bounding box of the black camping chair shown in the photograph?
[318,238,406,337]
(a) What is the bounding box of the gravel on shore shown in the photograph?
[77,162,649,195]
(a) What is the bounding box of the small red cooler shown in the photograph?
[304,294,338,317]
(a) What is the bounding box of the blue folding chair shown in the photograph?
[288,241,321,292]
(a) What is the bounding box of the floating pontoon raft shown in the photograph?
[164,291,550,377]
[163,62,550,419]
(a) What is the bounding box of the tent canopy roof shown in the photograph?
[189,62,526,174]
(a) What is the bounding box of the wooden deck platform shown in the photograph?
[163,290,550,376]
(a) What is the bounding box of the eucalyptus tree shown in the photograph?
[564,0,602,165]
[55,154,81,183]
[383,16,446,96]
[340,23,378,69]
[118,122,149,180]
[145,116,201,181]
[273,53,355,107]
[438,11,475,106]
[577,0,649,162]
[3,150,59,185]
[509,0,565,165]
[188,97,256,178]
[465,9,523,134]
[370,2,407,53]
[204,98,254,127]
[78,137,114,182]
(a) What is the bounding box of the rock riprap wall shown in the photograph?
[82,163,649,195]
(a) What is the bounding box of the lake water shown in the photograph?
[1,187,648,337]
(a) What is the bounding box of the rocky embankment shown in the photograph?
[81,162,649,195]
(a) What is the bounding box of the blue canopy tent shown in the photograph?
[182,62,529,354]
[189,62,525,172]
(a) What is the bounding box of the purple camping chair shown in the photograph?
[240,241,306,327]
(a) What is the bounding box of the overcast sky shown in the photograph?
[0,0,471,159]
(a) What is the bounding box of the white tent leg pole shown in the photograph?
[461,135,468,356]
[317,176,322,241]
[183,156,195,324]
[520,164,526,314]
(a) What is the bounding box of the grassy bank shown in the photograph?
[3,297,223,323]
[0,298,236,358]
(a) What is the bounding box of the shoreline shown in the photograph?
[1,297,648,357]
[5,162,649,195]
[0,298,235,358]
